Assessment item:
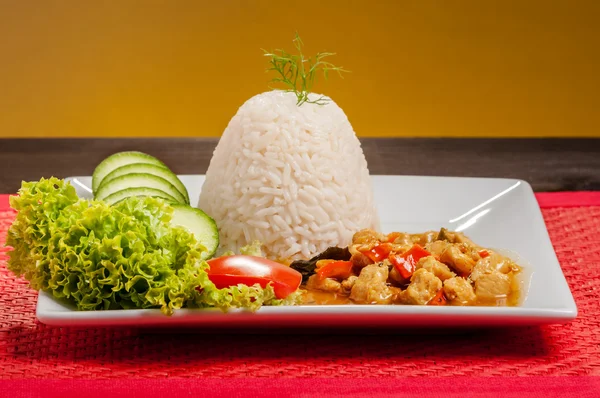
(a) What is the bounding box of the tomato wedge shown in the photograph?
[360,242,393,263]
[316,260,354,281]
[388,244,431,279]
[206,255,302,299]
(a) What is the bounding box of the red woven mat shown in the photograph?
[1,193,599,380]
[3,377,600,398]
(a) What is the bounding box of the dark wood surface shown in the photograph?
[0,138,599,193]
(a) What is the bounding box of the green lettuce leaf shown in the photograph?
[239,240,264,257]
[6,177,300,315]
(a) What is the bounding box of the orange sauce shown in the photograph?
[302,289,353,305]
[302,275,521,307]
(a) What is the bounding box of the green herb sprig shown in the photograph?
[263,33,348,106]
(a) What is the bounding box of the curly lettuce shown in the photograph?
[6,177,298,315]
[239,240,264,257]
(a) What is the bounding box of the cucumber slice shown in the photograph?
[170,204,219,260]
[100,163,190,204]
[102,187,178,205]
[95,173,187,204]
[92,151,166,194]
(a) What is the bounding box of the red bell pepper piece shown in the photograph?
[316,261,354,281]
[388,244,431,279]
[428,289,447,305]
[478,250,490,258]
[360,242,393,263]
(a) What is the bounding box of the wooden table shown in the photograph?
[1,138,599,193]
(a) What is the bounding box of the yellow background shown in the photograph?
[0,1,598,138]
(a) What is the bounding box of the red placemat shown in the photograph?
[2,377,600,398]
[1,193,599,385]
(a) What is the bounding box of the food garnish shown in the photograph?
[92,151,190,205]
[102,187,178,206]
[100,163,190,204]
[95,173,188,204]
[206,255,302,300]
[6,178,297,315]
[169,203,219,260]
[263,32,348,106]
[92,151,168,194]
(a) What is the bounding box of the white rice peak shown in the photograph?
[198,90,379,259]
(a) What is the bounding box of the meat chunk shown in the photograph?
[439,244,476,276]
[350,252,373,269]
[349,263,394,304]
[470,257,494,281]
[474,271,512,304]
[390,242,413,254]
[443,277,476,305]
[397,269,442,305]
[349,229,385,256]
[470,254,515,304]
[388,286,403,302]
[341,275,358,294]
[412,231,438,246]
[425,240,452,257]
[388,265,409,285]
[416,256,456,281]
[454,232,478,247]
[306,274,342,293]
[389,232,412,245]
[471,253,518,280]
[352,229,385,245]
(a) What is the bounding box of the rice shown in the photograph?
[198,90,379,259]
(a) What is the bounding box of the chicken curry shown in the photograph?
[291,228,522,306]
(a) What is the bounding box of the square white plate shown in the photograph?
[36,175,577,328]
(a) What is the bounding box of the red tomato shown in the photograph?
[206,255,302,299]
[388,244,431,279]
[316,260,354,281]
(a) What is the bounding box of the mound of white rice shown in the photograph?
[198,90,379,259]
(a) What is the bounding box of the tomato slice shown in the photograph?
[388,244,431,279]
[316,260,354,281]
[206,255,302,299]
[360,242,393,263]
[428,289,447,306]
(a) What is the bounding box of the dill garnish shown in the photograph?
[263,32,348,106]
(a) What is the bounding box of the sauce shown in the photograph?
[302,289,353,305]
[302,286,521,306]
[474,276,521,307]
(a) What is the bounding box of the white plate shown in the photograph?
[36,175,577,328]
